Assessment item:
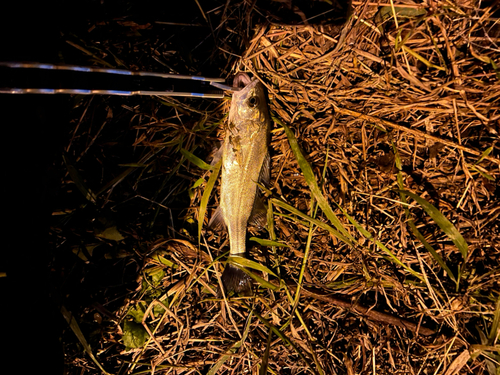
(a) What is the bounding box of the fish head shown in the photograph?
[229,73,269,126]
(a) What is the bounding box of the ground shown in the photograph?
[9,1,500,374]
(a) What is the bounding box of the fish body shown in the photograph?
[211,73,270,295]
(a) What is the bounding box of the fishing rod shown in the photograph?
[0,61,239,98]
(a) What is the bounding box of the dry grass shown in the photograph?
[52,1,500,374]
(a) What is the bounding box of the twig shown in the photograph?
[279,280,436,336]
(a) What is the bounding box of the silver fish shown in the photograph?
[210,73,270,295]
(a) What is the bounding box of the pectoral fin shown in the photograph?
[248,195,267,229]
[258,152,271,188]
[208,207,226,231]
[211,144,223,166]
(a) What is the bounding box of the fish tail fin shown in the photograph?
[218,263,253,297]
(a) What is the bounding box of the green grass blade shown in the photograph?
[335,204,422,279]
[469,165,495,181]
[475,146,494,165]
[266,198,283,278]
[207,311,253,375]
[228,256,278,278]
[198,160,221,244]
[191,178,205,190]
[278,119,355,245]
[227,256,280,291]
[401,45,446,71]
[189,177,206,199]
[488,297,500,343]
[392,143,457,284]
[375,5,427,22]
[406,218,457,282]
[247,304,320,375]
[250,237,289,247]
[260,330,273,375]
[206,346,235,374]
[292,217,316,307]
[61,305,111,375]
[240,267,280,291]
[400,190,469,260]
[180,148,212,170]
[270,198,353,246]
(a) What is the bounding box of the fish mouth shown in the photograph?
[211,73,252,93]
[233,73,252,89]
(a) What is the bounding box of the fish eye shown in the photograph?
[248,96,259,108]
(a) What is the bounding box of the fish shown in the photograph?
[209,72,271,296]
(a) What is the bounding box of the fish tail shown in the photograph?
[218,263,253,297]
